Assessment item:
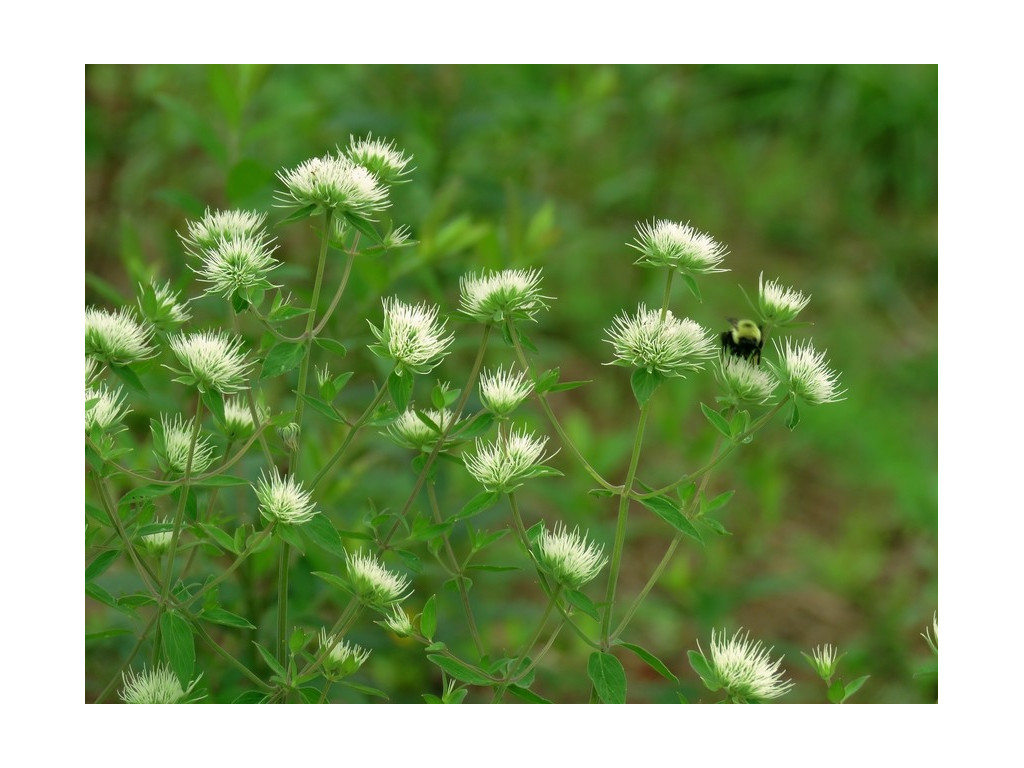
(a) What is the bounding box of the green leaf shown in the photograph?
[85,582,122,612]
[587,651,627,704]
[507,685,552,704]
[202,389,225,427]
[786,400,801,430]
[200,607,256,630]
[630,368,662,407]
[339,681,390,700]
[687,650,720,691]
[700,403,733,439]
[841,675,870,702]
[426,655,493,686]
[86,628,134,642]
[278,203,318,224]
[420,595,437,641]
[234,690,270,704]
[297,393,346,423]
[312,571,353,596]
[422,694,443,704]
[195,475,250,487]
[424,642,447,652]
[302,515,347,558]
[534,368,560,394]
[252,641,288,680]
[618,642,679,684]
[701,516,732,536]
[701,490,735,515]
[85,550,119,582]
[388,370,414,412]
[548,379,591,392]
[457,490,501,520]
[109,364,146,395]
[638,495,704,544]
[276,523,305,552]
[680,273,702,302]
[260,341,306,380]
[231,290,250,313]
[343,212,384,245]
[315,337,348,358]
[566,589,601,622]
[827,679,846,704]
[160,611,195,685]
[453,412,495,440]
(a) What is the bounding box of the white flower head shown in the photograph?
[120,663,200,704]
[85,356,100,387]
[253,468,317,525]
[85,306,156,366]
[479,366,533,417]
[85,384,130,432]
[181,208,267,252]
[382,224,414,250]
[191,233,280,300]
[386,407,461,451]
[605,305,716,377]
[154,413,215,475]
[368,297,454,375]
[458,268,550,324]
[140,518,174,554]
[717,355,778,406]
[758,272,811,325]
[464,427,552,493]
[137,280,191,331]
[168,330,253,394]
[628,219,728,274]
[223,396,259,440]
[804,643,842,680]
[346,550,412,609]
[769,338,845,405]
[700,628,794,702]
[276,151,390,217]
[318,628,371,679]
[345,133,414,184]
[536,523,607,589]
[382,607,414,637]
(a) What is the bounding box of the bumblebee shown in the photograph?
[721,318,764,365]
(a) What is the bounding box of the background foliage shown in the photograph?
[85,64,937,703]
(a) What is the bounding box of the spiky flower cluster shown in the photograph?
[804,643,841,680]
[318,628,371,679]
[276,151,390,217]
[536,523,608,589]
[700,628,794,702]
[382,607,414,637]
[628,219,728,274]
[758,272,811,325]
[386,407,460,451]
[168,331,252,394]
[181,208,267,252]
[368,298,454,375]
[458,268,550,324]
[770,338,845,405]
[85,384,130,432]
[120,663,199,704]
[346,550,412,609]
[479,366,533,417]
[345,133,414,184]
[463,427,551,493]
[140,519,173,554]
[191,234,280,300]
[922,612,938,655]
[85,306,155,366]
[254,469,317,525]
[223,397,258,440]
[605,305,716,376]
[717,355,778,406]
[137,280,191,330]
[155,414,215,475]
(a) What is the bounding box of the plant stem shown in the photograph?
[492,585,562,703]
[309,379,390,490]
[660,269,675,321]
[313,246,357,336]
[600,399,650,645]
[94,609,159,703]
[276,540,291,666]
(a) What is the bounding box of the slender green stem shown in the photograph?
[291,208,335,470]
[313,247,357,336]
[381,324,493,546]
[660,269,675,321]
[507,319,616,492]
[600,399,650,645]
[180,525,276,609]
[249,308,303,343]
[230,309,276,467]
[427,482,485,657]
[310,379,390,490]
[492,585,562,703]
[318,681,332,704]
[515,617,565,681]
[276,540,291,665]
[192,619,273,692]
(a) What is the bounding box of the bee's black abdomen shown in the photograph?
[721,330,764,365]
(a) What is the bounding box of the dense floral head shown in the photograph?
[223,396,259,440]
[344,134,413,184]
[85,306,156,367]
[181,208,267,253]
[386,407,461,451]
[120,663,200,704]
[757,272,811,326]
[381,607,414,637]
[479,366,533,417]
[276,152,390,217]
[346,550,412,609]
[368,298,454,375]
[154,413,215,475]
[769,338,845,405]
[318,628,371,679]
[700,628,794,702]
[605,305,716,377]
[536,523,607,589]
[717,355,778,406]
[804,643,841,680]
[463,427,552,493]
[139,518,174,554]
[628,219,728,274]
[253,469,317,525]
[168,330,253,394]
[85,384,130,433]
[190,233,280,300]
[458,268,550,324]
[137,280,191,331]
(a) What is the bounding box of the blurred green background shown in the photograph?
[85,64,937,703]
